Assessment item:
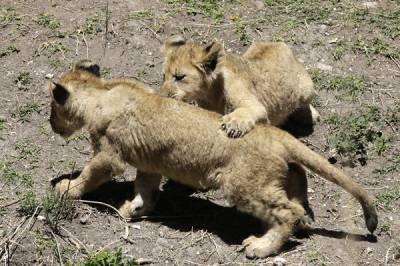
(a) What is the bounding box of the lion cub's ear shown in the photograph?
[199,41,225,74]
[161,35,186,55]
[49,81,70,105]
[73,59,101,77]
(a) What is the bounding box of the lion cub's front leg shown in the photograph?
[54,151,125,199]
[221,74,269,138]
[119,171,161,218]
[222,105,269,138]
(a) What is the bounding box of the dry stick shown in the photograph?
[384,245,394,265]
[50,231,64,266]
[103,0,110,56]
[75,199,131,221]
[59,226,89,254]
[0,217,28,253]
[390,56,400,71]
[82,32,89,59]
[5,206,41,260]
[0,198,22,209]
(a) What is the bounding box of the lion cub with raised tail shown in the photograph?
[49,61,376,259]
[160,36,320,138]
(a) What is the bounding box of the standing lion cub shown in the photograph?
[49,61,376,259]
[160,36,320,138]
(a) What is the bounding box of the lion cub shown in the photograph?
[49,61,376,259]
[160,36,320,138]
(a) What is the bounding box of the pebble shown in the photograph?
[45,73,54,79]
[315,62,333,72]
[362,2,378,8]
[37,215,46,221]
[273,257,287,266]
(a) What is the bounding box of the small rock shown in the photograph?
[136,258,154,265]
[315,62,333,72]
[131,224,141,230]
[365,247,373,254]
[80,213,91,224]
[37,215,46,221]
[307,188,315,193]
[45,73,54,79]
[362,2,378,8]
[252,0,265,10]
[273,257,287,266]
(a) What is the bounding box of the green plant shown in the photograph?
[232,16,251,46]
[166,0,231,23]
[374,155,400,175]
[12,102,40,122]
[14,71,32,90]
[0,160,33,187]
[0,44,19,58]
[351,9,400,39]
[15,140,41,161]
[325,106,384,162]
[72,249,138,266]
[0,5,20,26]
[0,160,18,184]
[18,190,40,215]
[81,14,102,34]
[129,9,153,19]
[49,58,63,69]
[374,185,400,210]
[311,70,367,100]
[43,192,75,233]
[35,13,61,29]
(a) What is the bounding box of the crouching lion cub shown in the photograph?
[160,36,320,138]
[49,61,377,259]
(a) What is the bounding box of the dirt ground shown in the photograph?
[1,0,399,265]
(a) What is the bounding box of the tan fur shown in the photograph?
[48,61,377,258]
[160,36,320,137]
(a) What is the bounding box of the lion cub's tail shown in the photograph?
[285,137,378,234]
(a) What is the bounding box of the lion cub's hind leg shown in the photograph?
[227,173,305,258]
[119,171,162,218]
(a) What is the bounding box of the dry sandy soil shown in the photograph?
[0,0,399,265]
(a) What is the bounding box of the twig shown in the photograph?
[103,0,110,56]
[74,35,79,56]
[390,56,400,71]
[208,233,224,263]
[50,231,64,266]
[0,198,22,209]
[3,206,41,260]
[0,217,28,252]
[75,199,131,221]
[385,245,394,265]
[60,226,89,254]
[82,32,89,59]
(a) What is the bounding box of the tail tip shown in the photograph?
[365,208,378,234]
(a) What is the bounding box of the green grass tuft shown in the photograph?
[325,106,386,162]
[35,13,61,29]
[374,185,400,210]
[12,102,40,122]
[0,44,19,58]
[72,249,138,266]
[311,70,367,100]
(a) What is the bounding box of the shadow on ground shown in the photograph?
[53,175,377,246]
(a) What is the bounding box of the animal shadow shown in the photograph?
[52,175,376,246]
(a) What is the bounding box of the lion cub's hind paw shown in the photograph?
[242,230,285,259]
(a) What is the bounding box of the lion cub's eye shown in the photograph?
[174,74,186,81]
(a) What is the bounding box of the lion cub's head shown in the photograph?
[160,35,225,105]
[48,60,100,138]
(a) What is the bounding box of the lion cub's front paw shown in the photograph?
[53,179,83,199]
[221,113,257,138]
[119,196,155,219]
